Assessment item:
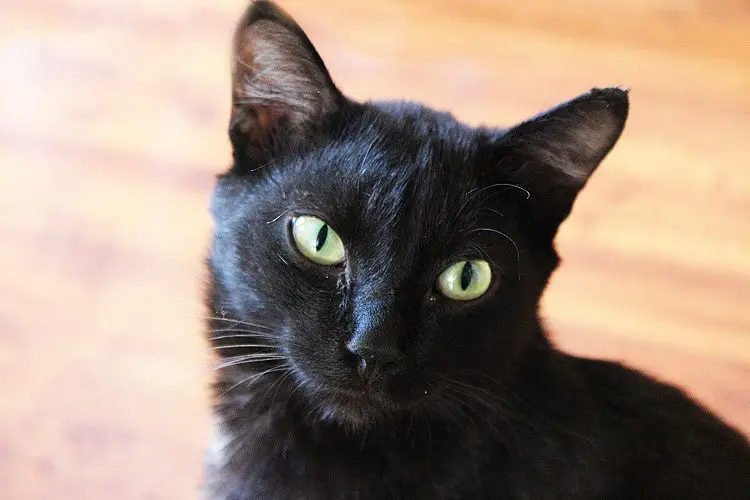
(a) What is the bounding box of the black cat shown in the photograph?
[203,2,750,498]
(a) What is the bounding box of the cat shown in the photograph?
[203,1,750,498]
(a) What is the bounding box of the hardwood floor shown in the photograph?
[1,1,748,498]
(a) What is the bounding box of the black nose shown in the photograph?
[347,345,403,381]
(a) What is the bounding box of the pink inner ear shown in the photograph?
[508,88,628,187]
[230,19,339,143]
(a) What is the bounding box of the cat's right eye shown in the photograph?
[291,216,346,265]
[437,260,492,301]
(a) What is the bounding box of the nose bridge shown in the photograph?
[346,292,406,380]
[349,292,400,351]
[345,220,414,371]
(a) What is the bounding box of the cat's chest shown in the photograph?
[207,414,490,500]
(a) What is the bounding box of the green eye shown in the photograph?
[291,216,345,265]
[437,260,492,301]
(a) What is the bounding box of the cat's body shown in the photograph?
[204,2,750,499]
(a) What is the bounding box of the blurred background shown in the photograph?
[1,0,748,498]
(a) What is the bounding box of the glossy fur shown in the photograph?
[204,2,750,498]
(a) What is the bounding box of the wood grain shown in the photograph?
[1,1,748,498]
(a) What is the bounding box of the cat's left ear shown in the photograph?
[229,1,344,161]
[496,87,629,240]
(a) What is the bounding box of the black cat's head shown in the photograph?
[207,1,628,428]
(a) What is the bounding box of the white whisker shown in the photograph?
[211,344,278,350]
[471,227,521,279]
[266,210,288,224]
[204,317,274,331]
[208,334,278,341]
[214,356,286,371]
[220,366,292,396]
[466,182,531,200]
[207,327,280,337]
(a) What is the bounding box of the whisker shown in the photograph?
[207,327,280,337]
[215,354,286,368]
[262,369,293,407]
[469,227,521,279]
[440,381,497,412]
[215,359,283,369]
[457,182,531,220]
[481,207,505,218]
[204,317,274,330]
[220,366,291,396]
[266,210,288,224]
[284,369,305,405]
[442,387,503,436]
[218,352,283,360]
[216,351,283,357]
[211,344,278,350]
[468,243,498,269]
[207,326,276,333]
[437,374,510,406]
[207,333,279,342]
[466,182,531,201]
[434,373,528,443]
[459,369,513,393]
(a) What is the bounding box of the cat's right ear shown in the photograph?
[228,1,344,167]
[496,88,629,241]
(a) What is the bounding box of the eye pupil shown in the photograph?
[460,261,473,290]
[315,224,329,251]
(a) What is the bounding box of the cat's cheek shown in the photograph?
[285,330,351,388]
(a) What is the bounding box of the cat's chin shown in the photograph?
[311,387,405,429]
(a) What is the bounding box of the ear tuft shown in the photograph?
[229,1,341,155]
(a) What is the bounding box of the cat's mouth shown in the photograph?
[286,345,425,425]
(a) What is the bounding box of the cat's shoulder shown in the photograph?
[560,354,750,496]
[571,355,749,456]
[570,354,725,424]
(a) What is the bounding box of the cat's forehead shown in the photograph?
[335,105,475,182]
[281,107,485,228]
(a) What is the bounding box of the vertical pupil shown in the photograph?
[460,261,473,290]
[315,224,329,251]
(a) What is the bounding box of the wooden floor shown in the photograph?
[1,1,748,498]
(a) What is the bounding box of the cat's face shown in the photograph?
[208,1,628,428]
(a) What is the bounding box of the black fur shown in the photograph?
[204,2,750,498]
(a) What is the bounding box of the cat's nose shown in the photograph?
[347,345,404,381]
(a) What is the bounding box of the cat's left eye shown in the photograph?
[437,260,492,301]
[291,216,346,265]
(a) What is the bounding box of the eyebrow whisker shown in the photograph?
[469,227,521,280]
